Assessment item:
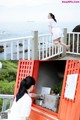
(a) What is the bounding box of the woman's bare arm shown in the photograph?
[26,117,32,120]
[30,93,41,97]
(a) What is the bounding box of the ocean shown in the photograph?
[0,21,78,40]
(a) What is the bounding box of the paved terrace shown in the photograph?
[52,54,80,60]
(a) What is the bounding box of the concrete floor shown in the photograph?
[52,54,80,60]
[59,54,80,60]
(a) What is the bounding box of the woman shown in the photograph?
[48,13,70,50]
[8,76,36,120]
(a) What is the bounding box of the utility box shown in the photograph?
[14,60,80,120]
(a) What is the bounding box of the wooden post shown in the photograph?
[62,28,67,57]
[32,31,38,60]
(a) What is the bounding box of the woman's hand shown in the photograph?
[35,94,42,97]
[26,118,30,120]
[5,109,11,113]
[30,93,41,97]
[54,39,61,42]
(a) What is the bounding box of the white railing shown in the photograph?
[38,34,63,60]
[66,32,80,55]
[0,94,14,112]
[0,31,63,60]
[0,36,33,60]
[0,29,80,60]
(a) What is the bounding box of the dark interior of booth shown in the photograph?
[34,60,66,113]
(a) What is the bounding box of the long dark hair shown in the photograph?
[16,76,35,102]
[49,13,57,22]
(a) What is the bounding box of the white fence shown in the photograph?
[0,94,14,112]
[0,29,80,60]
[0,31,63,60]
[66,32,80,55]
[39,34,63,60]
[0,36,33,60]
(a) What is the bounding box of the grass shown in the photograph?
[0,60,18,111]
[0,60,18,71]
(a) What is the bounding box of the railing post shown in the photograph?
[0,94,14,111]
[11,42,13,60]
[10,99,14,108]
[62,28,67,57]
[2,99,8,112]
[32,31,38,60]
[4,43,7,60]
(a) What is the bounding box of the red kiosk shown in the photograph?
[14,60,80,120]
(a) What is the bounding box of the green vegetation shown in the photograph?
[0,60,18,94]
[53,82,62,95]
[0,80,15,94]
[0,61,18,111]
[0,99,3,111]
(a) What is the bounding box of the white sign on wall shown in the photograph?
[41,87,51,96]
[64,74,78,100]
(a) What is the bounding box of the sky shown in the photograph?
[0,0,80,23]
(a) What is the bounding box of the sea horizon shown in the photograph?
[0,21,79,40]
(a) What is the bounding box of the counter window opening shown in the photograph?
[34,60,66,113]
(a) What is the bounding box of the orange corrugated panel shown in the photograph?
[29,110,41,120]
[58,60,68,120]
[32,104,59,120]
[29,107,58,120]
[29,111,47,120]
[58,60,80,120]
[14,60,35,96]
[32,60,40,93]
[74,68,80,120]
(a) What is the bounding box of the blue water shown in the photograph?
[0,21,48,40]
[0,21,79,40]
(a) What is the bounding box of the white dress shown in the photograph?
[48,19,64,40]
[8,93,32,120]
